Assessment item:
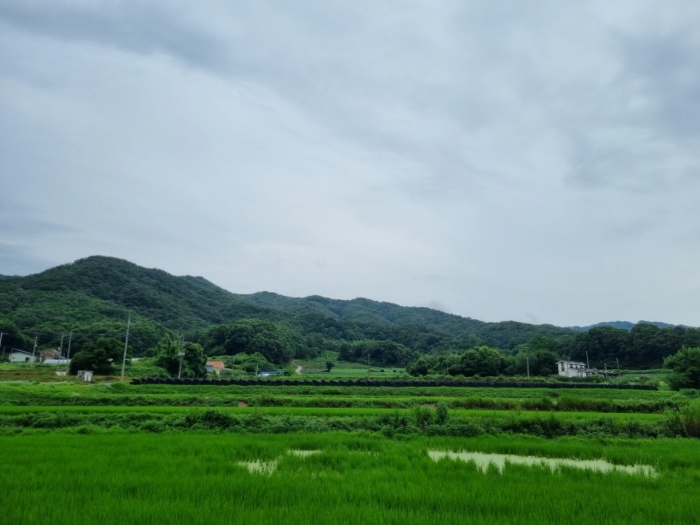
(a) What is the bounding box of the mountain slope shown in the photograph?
[240,292,573,346]
[0,255,575,355]
[1,256,273,330]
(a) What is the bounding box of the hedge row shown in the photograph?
[131,378,657,390]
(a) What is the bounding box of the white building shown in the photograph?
[8,350,37,363]
[556,360,588,378]
[43,359,71,366]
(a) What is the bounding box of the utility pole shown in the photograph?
[526,355,530,378]
[120,316,131,382]
[31,337,38,365]
[604,362,608,380]
[616,358,620,371]
[0,332,4,361]
[65,331,72,373]
[57,335,64,371]
[585,351,590,371]
[177,338,185,379]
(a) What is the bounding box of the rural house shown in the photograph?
[556,360,588,378]
[206,361,225,375]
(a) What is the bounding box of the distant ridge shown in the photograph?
[568,320,689,332]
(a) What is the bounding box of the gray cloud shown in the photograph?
[0,2,225,69]
[1,1,700,326]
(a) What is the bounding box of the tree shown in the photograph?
[154,336,207,378]
[68,337,127,375]
[69,349,111,375]
[449,346,504,377]
[664,347,700,390]
[225,352,274,374]
[325,361,335,372]
[406,355,435,377]
[200,319,296,365]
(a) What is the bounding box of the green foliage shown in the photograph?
[338,340,415,367]
[67,349,110,375]
[1,256,696,372]
[436,402,449,424]
[67,337,130,375]
[326,361,335,372]
[450,346,504,377]
[567,324,700,369]
[154,336,207,378]
[406,353,460,376]
[0,318,32,351]
[201,319,299,364]
[664,347,700,390]
[224,352,274,373]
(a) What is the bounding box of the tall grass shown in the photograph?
[0,433,697,525]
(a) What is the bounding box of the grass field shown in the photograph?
[1,372,698,524]
[1,432,698,525]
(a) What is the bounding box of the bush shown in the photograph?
[664,347,700,390]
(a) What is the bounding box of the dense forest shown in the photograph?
[0,256,697,373]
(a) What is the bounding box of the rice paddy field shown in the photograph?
[1,375,699,524]
[1,432,699,524]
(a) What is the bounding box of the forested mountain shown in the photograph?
[240,292,572,345]
[1,256,695,370]
[0,256,573,358]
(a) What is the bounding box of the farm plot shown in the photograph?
[0,433,698,525]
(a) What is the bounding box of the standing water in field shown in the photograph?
[237,459,279,474]
[288,450,321,457]
[238,450,321,474]
[428,451,657,477]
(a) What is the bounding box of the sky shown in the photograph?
[1,1,699,327]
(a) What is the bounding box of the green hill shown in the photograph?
[0,256,574,358]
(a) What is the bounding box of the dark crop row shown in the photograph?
[131,377,657,390]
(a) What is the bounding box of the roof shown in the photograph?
[206,361,225,368]
[9,349,33,355]
[556,360,586,365]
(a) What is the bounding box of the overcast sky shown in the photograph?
[1,1,699,327]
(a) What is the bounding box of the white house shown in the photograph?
[8,350,36,363]
[556,360,588,378]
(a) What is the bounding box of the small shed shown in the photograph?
[9,350,36,363]
[77,370,93,382]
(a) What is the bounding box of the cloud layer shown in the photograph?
[1,1,699,326]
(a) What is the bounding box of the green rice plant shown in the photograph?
[0,433,698,524]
